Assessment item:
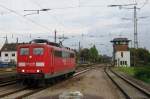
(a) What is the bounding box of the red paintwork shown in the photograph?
[17,43,76,79]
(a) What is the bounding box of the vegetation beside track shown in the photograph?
[114,66,150,84]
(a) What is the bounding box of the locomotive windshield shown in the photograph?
[33,48,44,55]
[20,48,29,55]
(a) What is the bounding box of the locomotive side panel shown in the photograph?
[44,48,76,79]
[54,50,75,74]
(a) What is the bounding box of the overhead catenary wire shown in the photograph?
[28,0,107,31]
[30,0,106,10]
[28,0,104,27]
[28,0,105,39]
[0,4,52,32]
[0,1,138,42]
[29,0,66,30]
[139,0,149,9]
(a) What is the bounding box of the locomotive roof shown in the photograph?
[29,39,75,52]
[30,39,61,47]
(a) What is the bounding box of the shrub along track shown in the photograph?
[1,65,102,99]
[104,67,150,99]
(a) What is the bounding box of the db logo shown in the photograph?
[26,62,35,66]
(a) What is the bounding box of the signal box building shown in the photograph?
[111,38,130,67]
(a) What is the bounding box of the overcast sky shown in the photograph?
[0,0,150,56]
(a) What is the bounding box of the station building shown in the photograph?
[111,38,131,67]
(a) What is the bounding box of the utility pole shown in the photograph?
[108,3,142,67]
[78,41,81,64]
[79,41,81,51]
[122,8,148,67]
[5,35,8,44]
[54,30,57,43]
[133,6,138,67]
[16,37,18,43]
[134,6,138,49]
[108,4,139,49]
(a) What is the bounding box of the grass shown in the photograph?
[114,66,150,84]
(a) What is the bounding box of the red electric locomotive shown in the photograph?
[17,39,76,85]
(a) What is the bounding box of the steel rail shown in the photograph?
[0,87,27,98]
[110,69,150,98]
[1,67,94,99]
[104,68,131,99]
[105,67,150,99]
[0,80,17,87]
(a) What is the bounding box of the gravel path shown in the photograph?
[27,68,121,99]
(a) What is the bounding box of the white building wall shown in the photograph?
[115,51,130,67]
[1,51,17,63]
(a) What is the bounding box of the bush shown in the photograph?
[134,69,150,83]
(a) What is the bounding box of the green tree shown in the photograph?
[80,48,90,62]
[89,45,99,62]
[130,48,150,66]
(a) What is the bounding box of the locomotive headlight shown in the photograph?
[36,62,44,67]
[37,69,40,73]
[18,62,25,67]
[22,69,25,72]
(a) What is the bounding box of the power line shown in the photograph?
[30,0,105,9]
[28,0,106,32]
[29,0,65,29]
[0,4,52,32]
[140,0,149,9]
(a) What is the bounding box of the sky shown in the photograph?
[0,0,150,56]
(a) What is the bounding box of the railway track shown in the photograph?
[0,67,93,99]
[104,67,150,99]
[0,80,17,87]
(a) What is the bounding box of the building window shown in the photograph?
[120,61,122,65]
[5,53,8,57]
[125,61,127,65]
[121,52,123,57]
[115,60,117,65]
[12,53,15,57]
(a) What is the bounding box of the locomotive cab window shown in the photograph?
[20,48,29,55]
[33,48,44,55]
